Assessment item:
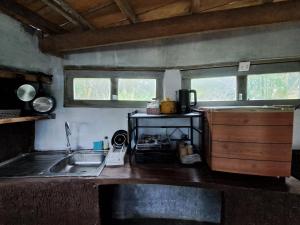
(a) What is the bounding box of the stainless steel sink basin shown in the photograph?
[0,151,106,178]
[49,153,105,176]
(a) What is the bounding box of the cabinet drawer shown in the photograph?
[212,141,292,161]
[212,112,293,126]
[212,125,293,143]
[211,157,291,176]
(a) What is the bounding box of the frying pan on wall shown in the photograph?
[16,82,56,114]
[16,83,37,115]
[30,82,56,114]
[16,84,36,102]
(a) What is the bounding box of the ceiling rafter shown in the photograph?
[191,0,201,13]
[41,0,95,30]
[114,0,138,23]
[262,0,274,3]
[200,0,276,13]
[199,0,243,12]
[40,1,300,54]
[0,0,63,34]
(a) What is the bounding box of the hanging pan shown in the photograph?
[30,82,56,114]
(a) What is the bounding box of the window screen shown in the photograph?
[65,70,163,108]
[247,72,300,100]
[191,76,237,101]
[118,79,156,101]
[73,78,111,100]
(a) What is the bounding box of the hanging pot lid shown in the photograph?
[16,84,36,102]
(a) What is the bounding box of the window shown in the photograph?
[64,69,163,108]
[191,76,236,101]
[118,79,156,101]
[182,61,300,106]
[73,78,111,100]
[247,72,300,100]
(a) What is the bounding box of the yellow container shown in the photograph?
[160,98,177,114]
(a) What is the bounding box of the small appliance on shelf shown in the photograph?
[176,89,197,113]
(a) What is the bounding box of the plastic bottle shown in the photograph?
[103,136,110,150]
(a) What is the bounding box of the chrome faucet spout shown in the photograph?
[65,122,72,155]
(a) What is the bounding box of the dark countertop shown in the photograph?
[197,106,294,112]
[0,162,300,195]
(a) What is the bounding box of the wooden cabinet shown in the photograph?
[203,109,294,177]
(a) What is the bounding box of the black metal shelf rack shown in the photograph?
[127,110,204,162]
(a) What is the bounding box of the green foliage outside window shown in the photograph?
[73,78,111,100]
[247,72,300,100]
[191,76,237,101]
[118,79,156,101]
[73,78,156,101]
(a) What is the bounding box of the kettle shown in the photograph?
[176,89,197,113]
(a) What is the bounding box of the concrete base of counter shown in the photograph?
[0,163,300,225]
[110,219,217,225]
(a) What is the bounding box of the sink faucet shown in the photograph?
[65,122,72,155]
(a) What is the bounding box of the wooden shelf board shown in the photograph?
[0,114,55,125]
[0,67,53,84]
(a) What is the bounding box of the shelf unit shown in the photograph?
[0,66,54,126]
[0,67,53,84]
[0,114,55,125]
[127,110,203,163]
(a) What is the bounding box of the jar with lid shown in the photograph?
[146,98,160,115]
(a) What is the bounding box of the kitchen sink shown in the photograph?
[0,151,106,178]
[49,152,106,176]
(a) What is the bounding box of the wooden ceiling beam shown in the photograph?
[114,0,138,23]
[0,0,64,34]
[41,0,79,26]
[191,0,201,13]
[41,0,95,30]
[40,1,300,54]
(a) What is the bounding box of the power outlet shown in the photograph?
[238,61,251,72]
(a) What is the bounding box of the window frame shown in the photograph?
[64,69,163,108]
[182,61,300,106]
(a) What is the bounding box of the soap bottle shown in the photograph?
[103,136,110,150]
